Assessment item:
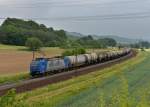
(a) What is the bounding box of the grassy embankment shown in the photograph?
[1,50,149,107]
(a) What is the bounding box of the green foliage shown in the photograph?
[117,75,129,107]
[0,18,118,49]
[141,47,145,51]
[2,51,149,107]
[62,50,73,56]
[77,35,101,48]
[62,48,86,56]
[0,73,29,84]
[0,44,27,50]
[0,89,16,107]
[25,37,43,51]
[98,38,117,48]
[139,41,150,49]
[77,36,117,48]
[99,93,105,107]
[130,41,150,49]
[0,89,27,107]
[0,18,67,46]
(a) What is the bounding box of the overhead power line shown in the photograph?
[0,0,148,8]
[0,12,150,21]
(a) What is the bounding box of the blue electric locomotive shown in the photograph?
[30,57,67,76]
[30,58,48,76]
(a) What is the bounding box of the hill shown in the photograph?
[66,31,138,44]
[0,18,67,47]
[0,18,137,48]
[66,32,84,38]
[96,35,138,44]
[65,31,84,40]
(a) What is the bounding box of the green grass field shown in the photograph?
[1,50,150,107]
[0,44,27,50]
[0,44,64,52]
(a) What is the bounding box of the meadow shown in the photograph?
[1,50,150,107]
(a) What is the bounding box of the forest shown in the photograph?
[0,18,117,48]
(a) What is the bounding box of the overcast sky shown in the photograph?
[0,0,150,40]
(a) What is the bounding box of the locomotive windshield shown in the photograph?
[31,61,40,66]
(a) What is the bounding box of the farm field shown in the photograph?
[2,51,150,107]
[0,44,114,75]
[0,44,114,84]
[0,44,64,75]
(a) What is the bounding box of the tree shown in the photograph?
[62,41,86,56]
[0,18,68,47]
[26,37,43,59]
[139,41,150,49]
[98,38,117,48]
[130,41,150,49]
[62,48,86,56]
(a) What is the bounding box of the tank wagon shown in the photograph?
[64,55,87,68]
[30,48,131,76]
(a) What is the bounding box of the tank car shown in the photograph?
[64,54,86,68]
[83,54,92,64]
[46,58,66,72]
[96,52,107,62]
[90,53,98,63]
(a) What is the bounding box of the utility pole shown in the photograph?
[75,47,78,77]
[32,48,35,60]
[32,50,35,60]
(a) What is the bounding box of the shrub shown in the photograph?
[62,48,86,56]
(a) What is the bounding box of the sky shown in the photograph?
[0,0,150,40]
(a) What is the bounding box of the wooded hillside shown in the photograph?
[0,18,67,47]
[0,18,117,48]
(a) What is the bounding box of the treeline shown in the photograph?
[118,41,150,49]
[63,35,117,49]
[130,41,150,49]
[0,18,67,47]
[0,18,117,49]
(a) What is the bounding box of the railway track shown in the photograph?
[0,50,136,96]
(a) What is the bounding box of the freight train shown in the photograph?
[30,48,131,76]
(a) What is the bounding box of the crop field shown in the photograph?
[0,44,64,75]
[0,44,113,76]
[0,44,112,84]
[1,51,150,107]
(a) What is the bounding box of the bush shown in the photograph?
[25,37,43,51]
[0,18,68,46]
[62,48,86,56]
[0,89,27,107]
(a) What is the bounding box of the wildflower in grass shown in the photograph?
[136,91,149,107]
[110,90,120,107]
[99,92,105,107]
[118,75,129,107]
[0,89,16,107]
[0,89,27,107]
